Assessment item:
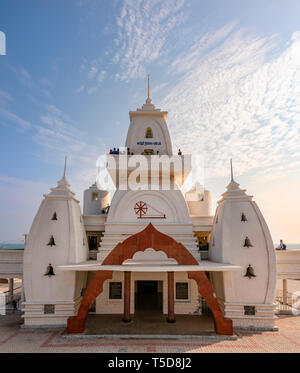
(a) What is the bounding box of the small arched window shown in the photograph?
[51,212,57,221]
[145,127,153,138]
[92,192,99,201]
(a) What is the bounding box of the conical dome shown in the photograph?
[209,161,276,329]
[23,164,88,327]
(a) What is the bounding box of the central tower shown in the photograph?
[125,81,173,156]
[98,88,198,263]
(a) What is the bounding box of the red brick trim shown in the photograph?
[102,223,199,266]
[67,223,233,335]
[188,271,233,335]
[67,271,113,333]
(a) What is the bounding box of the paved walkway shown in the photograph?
[1,313,300,352]
[85,314,215,336]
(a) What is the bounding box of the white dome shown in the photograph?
[23,174,88,326]
[210,175,276,305]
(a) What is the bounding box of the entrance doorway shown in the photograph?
[135,280,162,313]
[88,236,98,250]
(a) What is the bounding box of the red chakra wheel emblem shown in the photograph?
[134,201,148,218]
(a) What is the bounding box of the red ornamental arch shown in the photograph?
[67,223,233,335]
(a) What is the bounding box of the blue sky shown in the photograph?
[0,0,300,243]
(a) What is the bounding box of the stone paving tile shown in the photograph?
[1,314,300,353]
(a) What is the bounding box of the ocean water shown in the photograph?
[0,243,25,250]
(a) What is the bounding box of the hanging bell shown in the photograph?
[244,236,253,247]
[241,213,247,222]
[44,264,55,277]
[244,264,256,279]
[47,235,56,246]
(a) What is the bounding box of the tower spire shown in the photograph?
[230,158,234,182]
[63,156,67,179]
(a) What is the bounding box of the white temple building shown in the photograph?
[22,87,277,335]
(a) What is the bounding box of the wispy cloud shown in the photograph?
[0,107,32,129]
[0,89,13,103]
[33,105,106,209]
[160,27,300,180]
[2,98,106,198]
[80,59,107,94]
[88,61,99,80]
[113,0,187,81]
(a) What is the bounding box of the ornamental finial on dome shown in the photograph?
[57,156,70,188]
[47,156,76,198]
[230,158,234,183]
[228,158,239,188]
[217,159,253,203]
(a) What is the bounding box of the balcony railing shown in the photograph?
[275,289,300,313]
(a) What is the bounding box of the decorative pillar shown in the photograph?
[166,272,176,323]
[283,279,288,305]
[8,278,14,303]
[123,271,131,322]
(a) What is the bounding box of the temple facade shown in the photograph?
[22,91,277,335]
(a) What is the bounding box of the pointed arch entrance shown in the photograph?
[67,223,233,335]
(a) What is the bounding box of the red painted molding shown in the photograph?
[188,271,233,335]
[67,270,113,333]
[102,223,199,266]
[67,223,233,335]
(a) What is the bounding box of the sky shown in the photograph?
[0,0,300,244]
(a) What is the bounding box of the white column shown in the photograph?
[282,279,288,305]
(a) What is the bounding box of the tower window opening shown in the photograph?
[51,212,57,220]
[145,127,153,138]
[92,192,99,201]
